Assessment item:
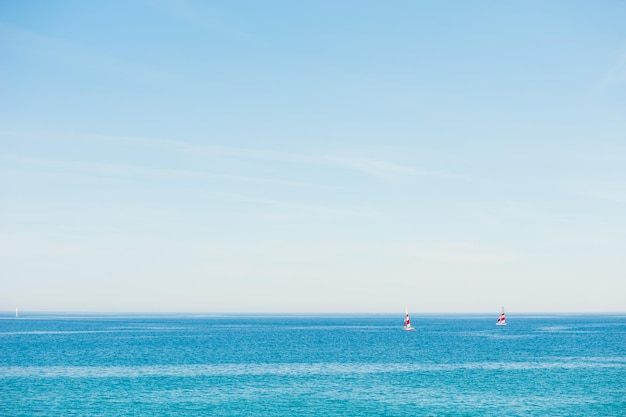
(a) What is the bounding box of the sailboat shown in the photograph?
[15,308,18,318]
[496,307,507,326]
[403,308,416,331]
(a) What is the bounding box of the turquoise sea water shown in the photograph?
[1,314,624,416]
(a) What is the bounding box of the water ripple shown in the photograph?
[2,358,625,379]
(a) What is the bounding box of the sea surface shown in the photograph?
[0,313,624,416]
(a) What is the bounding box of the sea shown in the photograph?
[1,313,624,416]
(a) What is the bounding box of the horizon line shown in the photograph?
[2,311,625,316]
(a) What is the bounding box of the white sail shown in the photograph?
[15,308,19,318]
[403,307,416,331]
[496,307,506,326]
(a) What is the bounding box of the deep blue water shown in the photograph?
[0,313,624,416]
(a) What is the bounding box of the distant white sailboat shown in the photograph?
[15,308,19,318]
[403,308,416,331]
[496,307,507,326]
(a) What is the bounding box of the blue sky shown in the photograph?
[1,1,625,312]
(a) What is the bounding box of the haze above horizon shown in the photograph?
[1,1,625,313]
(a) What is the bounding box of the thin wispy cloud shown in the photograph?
[0,23,180,83]
[2,153,370,215]
[0,132,458,182]
[223,192,376,216]
[5,131,461,182]
[142,0,253,42]
[321,155,455,180]
[0,154,325,189]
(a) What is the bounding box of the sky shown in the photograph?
[1,1,625,313]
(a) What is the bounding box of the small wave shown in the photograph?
[0,330,134,336]
[538,326,571,332]
[458,331,536,339]
[2,359,624,379]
